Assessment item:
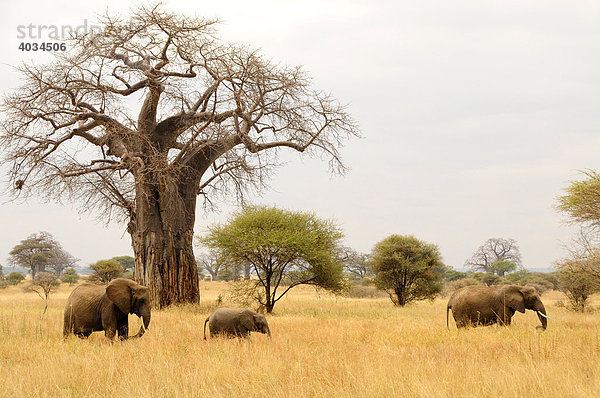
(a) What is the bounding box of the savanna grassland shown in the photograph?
[0,281,599,397]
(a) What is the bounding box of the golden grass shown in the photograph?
[0,282,599,397]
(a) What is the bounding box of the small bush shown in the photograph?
[0,280,9,289]
[7,272,26,285]
[443,269,467,281]
[480,273,503,286]
[557,264,600,312]
[61,267,80,285]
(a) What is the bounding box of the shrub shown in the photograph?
[7,272,26,285]
[443,269,467,281]
[480,273,502,286]
[557,265,600,312]
[504,270,530,284]
[61,267,80,285]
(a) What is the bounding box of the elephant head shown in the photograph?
[499,285,548,330]
[240,311,271,337]
[106,278,151,336]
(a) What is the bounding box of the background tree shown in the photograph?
[201,206,346,313]
[488,260,517,277]
[196,251,226,281]
[110,256,135,273]
[338,247,372,279]
[47,242,79,277]
[8,232,55,279]
[61,267,80,285]
[442,268,467,282]
[1,5,358,307]
[480,273,502,286]
[371,235,444,306]
[556,259,600,312]
[25,272,60,318]
[89,260,123,284]
[8,232,77,278]
[465,238,522,273]
[7,272,26,285]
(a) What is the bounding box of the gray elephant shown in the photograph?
[63,278,151,340]
[447,285,549,330]
[204,307,271,339]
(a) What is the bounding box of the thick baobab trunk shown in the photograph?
[131,173,200,307]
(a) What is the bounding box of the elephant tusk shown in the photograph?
[537,311,551,319]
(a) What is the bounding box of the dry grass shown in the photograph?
[0,282,599,397]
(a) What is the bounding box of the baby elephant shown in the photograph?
[204,307,271,339]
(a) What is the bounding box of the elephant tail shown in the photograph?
[204,317,209,340]
[63,303,74,338]
[446,303,451,330]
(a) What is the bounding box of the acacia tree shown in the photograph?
[110,256,135,272]
[488,260,517,277]
[556,170,600,228]
[0,6,357,307]
[201,206,346,313]
[9,232,55,279]
[371,235,444,306]
[8,232,77,278]
[465,238,522,274]
[89,259,123,283]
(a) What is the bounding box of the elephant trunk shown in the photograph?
[534,302,548,330]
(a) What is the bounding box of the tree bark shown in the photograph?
[131,171,200,307]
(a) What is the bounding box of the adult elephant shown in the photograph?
[204,307,271,339]
[447,285,549,330]
[63,278,151,340]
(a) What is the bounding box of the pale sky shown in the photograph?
[1,1,599,270]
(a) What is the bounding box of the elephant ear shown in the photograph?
[239,311,255,331]
[106,278,133,314]
[501,286,525,313]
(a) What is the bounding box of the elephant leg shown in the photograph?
[75,331,91,339]
[117,321,129,340]
[104,326,117,340]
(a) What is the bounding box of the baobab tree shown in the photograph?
[465,238,522,274]
[0,5,358,307]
